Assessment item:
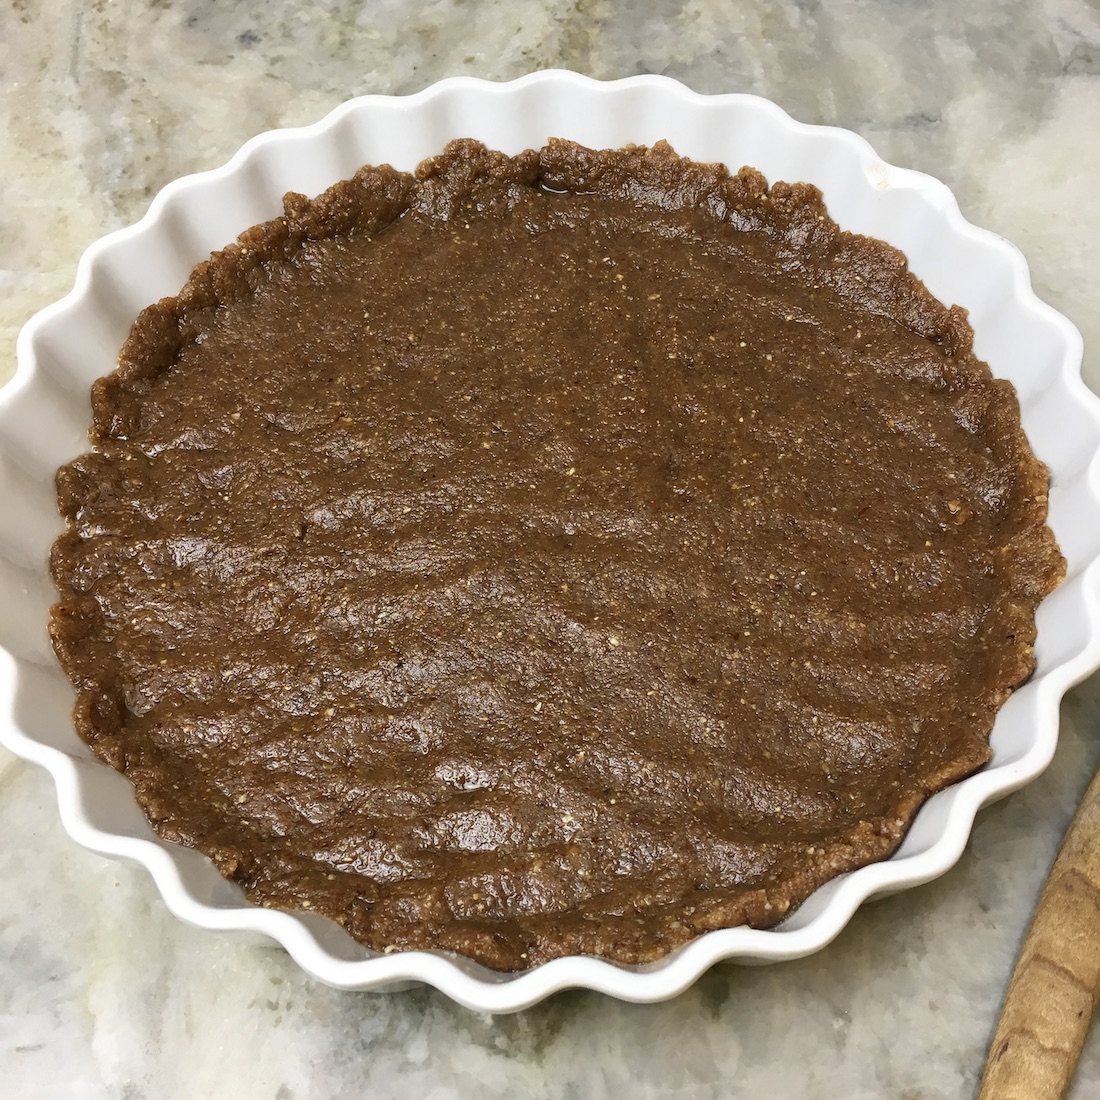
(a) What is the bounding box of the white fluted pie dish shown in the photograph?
[3,70,1100,1012]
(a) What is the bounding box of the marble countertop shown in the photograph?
[3,1,1100,1097]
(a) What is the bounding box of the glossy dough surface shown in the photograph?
[49,140,1064,969]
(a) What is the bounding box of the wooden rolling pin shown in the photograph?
[979,764,1100,1099]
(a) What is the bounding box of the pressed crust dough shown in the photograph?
[49,140,1064,970]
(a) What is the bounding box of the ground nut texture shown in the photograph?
[48,139,1064,971]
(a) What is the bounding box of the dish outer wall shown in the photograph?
[2,71,1099,1012]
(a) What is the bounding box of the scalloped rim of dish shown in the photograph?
[3,71,1100,1012]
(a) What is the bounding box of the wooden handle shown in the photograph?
[979,765,1100,1099]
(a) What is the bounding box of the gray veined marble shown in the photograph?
[3,0,1100,1097]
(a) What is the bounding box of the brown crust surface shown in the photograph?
[49,139,1064,970]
